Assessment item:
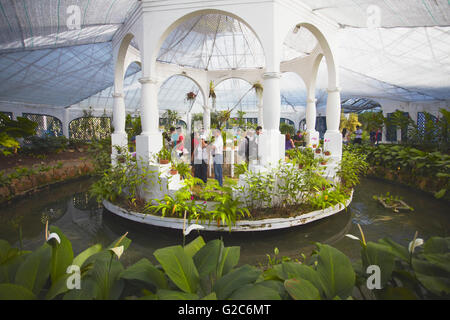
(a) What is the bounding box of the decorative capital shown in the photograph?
[263,72,282,80]
[139,77,158,85]
[327,87,341,93]
[112,93,123,98]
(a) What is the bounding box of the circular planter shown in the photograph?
[103,191,353,232]
[170,169,178,175]
[159,159,170,165]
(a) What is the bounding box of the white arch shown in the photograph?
[151,9,266,74]
[159,74,207,107]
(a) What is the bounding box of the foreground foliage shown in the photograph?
[0,228,448,300]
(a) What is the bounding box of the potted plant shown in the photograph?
[320,158,328,165]
[169,165,178,175]
[157,147,171,164]
[324,150,331,156]
[312,144,317,148]
[315,148,321,154]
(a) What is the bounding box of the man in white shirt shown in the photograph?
[211,129,224,186]
[193,133,208,183]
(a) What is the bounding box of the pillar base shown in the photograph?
[111,133,128,166]
[136,132,163,164]
[305,130,320,148]
[324,130,342,160]
[258,130,284,167]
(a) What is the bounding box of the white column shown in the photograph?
[257,96,264,127]
[112,93,126,134]
[203,105,211,132]
[136,77,162,164]
[323,87,343,159]
[186,112,192,137]
[305,98,319,147]
[111,93,128,165]
[42,115,48,131]
[258,72,284,167]
[62,109,70,138]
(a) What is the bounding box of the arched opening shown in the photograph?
[215,78,257,113]
[155,10,265,71]
[69,116,111,141]
[280,72,307,112]
[22,113,63,137]
[158,74,205,114]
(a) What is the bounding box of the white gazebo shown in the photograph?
[110,0,343,199]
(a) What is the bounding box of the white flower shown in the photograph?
[109,246,124,259]
[408,238,424,253]
[183,224,205,236]
[345,234,360,241]
[46,233,61,244]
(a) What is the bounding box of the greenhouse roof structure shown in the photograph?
[0,0,449,113]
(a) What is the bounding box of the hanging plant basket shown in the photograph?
[170,169,178,175]
[315,148,321,154]
[324,151,331,156]
[186,92,197,101]
[159,159,170,165]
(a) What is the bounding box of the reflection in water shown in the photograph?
[0,177,448,266]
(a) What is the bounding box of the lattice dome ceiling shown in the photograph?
[0,0,448,113]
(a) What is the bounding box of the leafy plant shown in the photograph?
[0,113,37,155]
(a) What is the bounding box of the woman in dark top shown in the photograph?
[285,133,295,152]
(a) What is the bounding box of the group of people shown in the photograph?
[166,126,186,157]
[285,130,303,152]
[191,126,264,187]
[341,126,382,145]
[191,129,225,187]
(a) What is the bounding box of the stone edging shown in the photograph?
[0,161,95,203]
[103,191,353,232]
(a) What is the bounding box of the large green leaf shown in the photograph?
[120,258,167,289]
[279,262,323,295]
[378,287,417,300]
[72,244,102,267]
[156,289,199,300]
[315,243,355,299]
[86,252,125,300]
[412,258,450,296]
[154,245,199,294]
[45,273,71,300]
[423,237,449,255]
[63,278,98,300]
[0,239,11,263]
[378,238,409,262]
[0,283,36,300]
[213,265,261,300]
[48,226,74,284]
[216,246,240,278]
[0,250,30,283]
[228,283,281,300]
[362,242,395,287]
[184,236,205,258]
[284,278,321,300]
[258,279,288,299]
[15,244,52,295]
[193,239,222,278]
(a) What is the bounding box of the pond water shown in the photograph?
[0,177,449,267]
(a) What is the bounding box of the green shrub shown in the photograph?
[21,136,68,154]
